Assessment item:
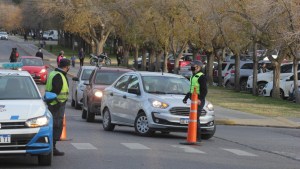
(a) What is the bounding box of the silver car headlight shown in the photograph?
[206,102,214,111]
[25,115,49,128]
[94,90,103,98]
[149,99,169,109]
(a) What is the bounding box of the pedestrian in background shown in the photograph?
[57,51,64,67]
[116,47,123,66]
[45,58,71,156]
[182,61,207,142]
[78,48,85,67]
[35,48,44,60]
[9,48,19,62]
[71,55,76,67]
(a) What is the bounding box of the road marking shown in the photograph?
[222,148,257,157]
[172,145,206,154]
[121,143,150,150]
[71,143,97,150]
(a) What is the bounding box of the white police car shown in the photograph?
[0,62,55,166]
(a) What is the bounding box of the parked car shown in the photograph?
[228,60,271,91]
[82,67,133,122]
[247,62,300,95]
[0,31,8,40]
[100,71,216,139]
[178,62,193,79]
[42,30,58,40]
[0,64,54,166]
[288,83,300,102]
[213,61,235,83]
[262,71,300,99]
[167,53,194,73]
[71,66,96,109]
[18,56,49,84]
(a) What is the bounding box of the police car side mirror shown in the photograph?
[44,92,57,102]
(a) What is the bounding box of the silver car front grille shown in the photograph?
[169,107,207,116]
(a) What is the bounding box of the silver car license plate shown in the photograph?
[180,118,189,124]
[0,134,11,144]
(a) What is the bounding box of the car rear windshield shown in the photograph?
[22,58,44,66]
[0,76,40,100]
[94,71,125,85]
[142,76,190,94]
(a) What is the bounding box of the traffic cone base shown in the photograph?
[180,141,202,145]
[60,114,72,141]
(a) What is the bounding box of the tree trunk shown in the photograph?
[214,49,223,86]
[252,42,258,95]
[149,48,156,72]
[272,61,281,99]
[174,52,182,74]
[134,45,139,69]
[206,52,214,86]
[141,48,147,71]
[123,45,130,67]
[234,53,241,92]
[163,49,168,73]
[293,57,300,103]
[156,51,163,72]
[95,40,105,55]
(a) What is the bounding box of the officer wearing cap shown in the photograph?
[182,60,207,142]
[45,58,71,156]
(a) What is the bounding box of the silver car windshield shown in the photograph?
[0,76,40,100]
[95,72,124,85]
[81,69,93,80]
[142,76,190,95]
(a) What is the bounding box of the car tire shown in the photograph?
[86,107,95,122]
[102,108,115,131]
[134,112,154,136]
[240,79,247,91]
[82,108,87,119]
[74,93,81,110]
[71,99,75,107]
[201,125,216,140]
[257,82,267,96]
[38,150,52,166]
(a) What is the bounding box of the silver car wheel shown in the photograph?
[136,116,149,133]
[103,110,110,128]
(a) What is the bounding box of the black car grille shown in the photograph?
[0,122,27,129]
[0,134,36,150]
[169,107,207,116]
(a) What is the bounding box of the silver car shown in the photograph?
[100,71,215,139]
[71,66,95,109]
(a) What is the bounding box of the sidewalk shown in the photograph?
[11,36,300,129]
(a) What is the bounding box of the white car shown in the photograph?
[263,71,300,98]
[101,71,215,139]
[0,63,55,166]
[247,62,300,95]
[71,66,95,109]
[0,32,8,40]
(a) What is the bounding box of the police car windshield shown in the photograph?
[142,76,190,94]
[21,58,44,66]
[0,76,40,100]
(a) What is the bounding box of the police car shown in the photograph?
[0,62,55,166]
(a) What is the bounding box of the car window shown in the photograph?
[127,76,140,92]
[22,58,44,66]
[81,69,93,80]
[115,75,130,92]
[94,71,125,85]
[281,64,292,73]
[228,64,235,70]
[0,76,40,100]
[241,63,253,69]
[142,76,189,94]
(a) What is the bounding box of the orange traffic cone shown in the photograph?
[180,87,200,145]
[60,114,69,141]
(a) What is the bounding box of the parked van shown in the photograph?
[43,30,58,40]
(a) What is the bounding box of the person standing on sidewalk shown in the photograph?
[182,61,207,142]
[57,51,64,67]
[78,48,85,67]
[45,58,71,156]
[35,48,44,60]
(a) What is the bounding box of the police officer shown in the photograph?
[45,58,70,156]
[182,60,207,142]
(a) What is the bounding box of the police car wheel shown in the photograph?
[134,112,154,137]
[102,108,115,131]
[38,151,52,166]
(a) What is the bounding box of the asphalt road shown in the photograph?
[0,39,299,169]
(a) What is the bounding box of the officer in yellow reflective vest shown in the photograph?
[45,58,70,156]
[182,60,207,142]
